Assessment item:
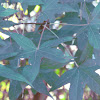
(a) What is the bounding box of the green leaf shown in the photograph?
[32,74,50,96]
[0,76,6,82]
[9,81,22,100]
[0,5,5,11]
[0,20,15,28]
[41,72,59,87]
[41,36,72,48]
[69,68,86,100]
[23,52,41,83]
[41,58,67,69]
[77,21,100,50]
[0,52,18,60]
[0,7,17,17]
[91,3,100,19]
[51,66,100,100]
[9,31,69,84]
[0,1,100,100]
[82,3,100,49]
[10,33,36,50]
[0,64,32,86]
[77,26,88,50]
[80,66,100,94]
[76,3,100,50]
[25,30,56,46]
[17,0,43,11]
[0,38,6,46]
[79,42,93,63]
[11,32,69,63]
[59,12,87,42]
[88,26,100,49]
[51,68,77,91]
[37,0,77,22]
[39,48,68,63]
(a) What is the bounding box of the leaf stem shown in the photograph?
[45,26,59,39]
[37,22,47,50]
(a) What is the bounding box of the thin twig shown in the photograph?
[45,26,59,39]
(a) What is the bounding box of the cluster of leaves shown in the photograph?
[0,0,100,100]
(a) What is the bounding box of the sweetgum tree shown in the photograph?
[0,0,100,100]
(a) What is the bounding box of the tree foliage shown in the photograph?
[0,0,100,100]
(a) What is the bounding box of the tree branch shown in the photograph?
[14,22,89,26]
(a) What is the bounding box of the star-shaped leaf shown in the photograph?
[8,32,72,83]
[76,3,100,50]
[9,72,51,100]
[10,32,72,62]
[51,66,100,100]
